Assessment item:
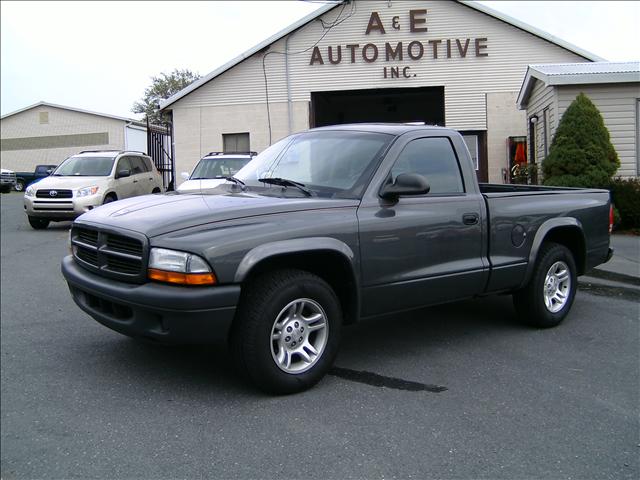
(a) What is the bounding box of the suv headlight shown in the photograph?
[77,186,99,197]
[148,248,217,285]
[25,185,35,197]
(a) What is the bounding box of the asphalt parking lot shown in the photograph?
[1,191,638,479]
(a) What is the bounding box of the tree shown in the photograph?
[542,93,619,188]
[133,69,200,125]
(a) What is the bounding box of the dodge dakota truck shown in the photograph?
[61,124,613,394]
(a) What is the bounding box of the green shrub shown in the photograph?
[542,93,619,188]
[609,177,640,229]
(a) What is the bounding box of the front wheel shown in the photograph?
[231,269,342,394]
[14,180,25,192]
[28,216,50,230]
[513,242,577,328]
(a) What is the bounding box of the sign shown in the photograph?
[309,10,488,79]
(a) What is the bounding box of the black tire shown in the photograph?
[152,187,161,194]
[102,194,117,204]
[230,269,342,394]
[14,180,25,192]
[28,216,50,230]
[513,242,577,328]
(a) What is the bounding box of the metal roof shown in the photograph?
[160,0,604,111]
[517,61,640,108]
[1,101,145,125]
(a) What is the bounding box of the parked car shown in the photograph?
[177,151,256,193]
[1,168,17,193]
[24,150,163,229]
[14,164,58,192]
[61,125,613,394]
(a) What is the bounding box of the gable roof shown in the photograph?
[1,101,144,125]
[517,61,640,108]
[160,0,604,111]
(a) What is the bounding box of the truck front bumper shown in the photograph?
[61,256,240,344]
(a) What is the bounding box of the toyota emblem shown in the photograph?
[49,190,58,197]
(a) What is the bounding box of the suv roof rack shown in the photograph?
[78,149,148,155]
[205,151,257,157]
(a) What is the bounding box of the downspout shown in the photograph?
[285,33,293,135]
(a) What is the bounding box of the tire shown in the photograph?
[513,242,577,328]
[231,269,342,394]
[152,188,161,194]
[102,194,117,204]
[28,216,50,230]
[14,180,25,192]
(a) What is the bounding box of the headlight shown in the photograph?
[25,185,35,197]
[148,248,216,285]
[77,186,99,197]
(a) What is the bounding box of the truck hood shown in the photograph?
[29,176,105,190]
[76,191,359,237]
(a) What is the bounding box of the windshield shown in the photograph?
[234,131,393,198]
[190,157,251,179]
[53,156,114,176]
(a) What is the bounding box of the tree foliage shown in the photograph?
[133,69,200,125]
[542,93,619,188]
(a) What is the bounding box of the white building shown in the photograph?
[0,102,147,172]
[517,62,640,178]
[160,0,604,184]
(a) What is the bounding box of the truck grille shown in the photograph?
[71,226,147,283]
[36,189,73,198]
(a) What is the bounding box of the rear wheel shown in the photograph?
[513,242,577,328]
[28,216,50,230]
[14,180,25,192]
[231,269,342,394]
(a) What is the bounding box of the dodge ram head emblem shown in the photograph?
[49,190,58,197]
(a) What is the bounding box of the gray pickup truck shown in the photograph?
[61,124,613,393]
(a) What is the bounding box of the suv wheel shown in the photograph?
[28,216,50,230]
[513,242,577,328]
[14,180,25,192]
[103,194,117,204]
[231,269,342,394]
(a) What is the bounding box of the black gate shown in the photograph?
[146,119,175,191]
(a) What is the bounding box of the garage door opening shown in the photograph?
[311,86,445,128]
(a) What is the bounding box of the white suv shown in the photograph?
[23,150,164,229]
[177,151,255,193]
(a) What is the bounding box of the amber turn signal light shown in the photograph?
[148,268,217,286]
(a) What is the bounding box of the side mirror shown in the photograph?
[380,173,430,200]
[116,169,130,179]
[181,172,190,180]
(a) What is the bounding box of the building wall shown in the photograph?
[486,91,527,183]
[168,0,590,182]
[173,101,309,177]
[556,83,639,177]
[526,78,557,165]
[1,105,126,171]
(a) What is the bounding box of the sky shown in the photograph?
[1,0,639,119]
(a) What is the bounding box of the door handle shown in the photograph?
[133,180,138,183]
[463,213,479,225]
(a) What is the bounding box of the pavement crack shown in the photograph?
[329,366,447,393]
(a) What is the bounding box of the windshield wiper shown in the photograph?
[258,177,312,197]
[213,175,245,186]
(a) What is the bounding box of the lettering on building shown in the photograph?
[308,9,489,79]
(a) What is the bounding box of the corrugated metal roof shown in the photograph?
[1,101,145,125]
[161,0,605,111]
[529,61,640,76]
[517,61,640,109]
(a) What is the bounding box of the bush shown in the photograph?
[542,93,619,188]
[609,177,640,229]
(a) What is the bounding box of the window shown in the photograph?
[117,157,133,174]
[142,157,155,172]
[39,112,49,124]
[223,133,250,153]
[390,137,464,194]
[462,135,479,170]
[129,156,149,174]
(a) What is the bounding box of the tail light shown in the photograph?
[609,204,614,235]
